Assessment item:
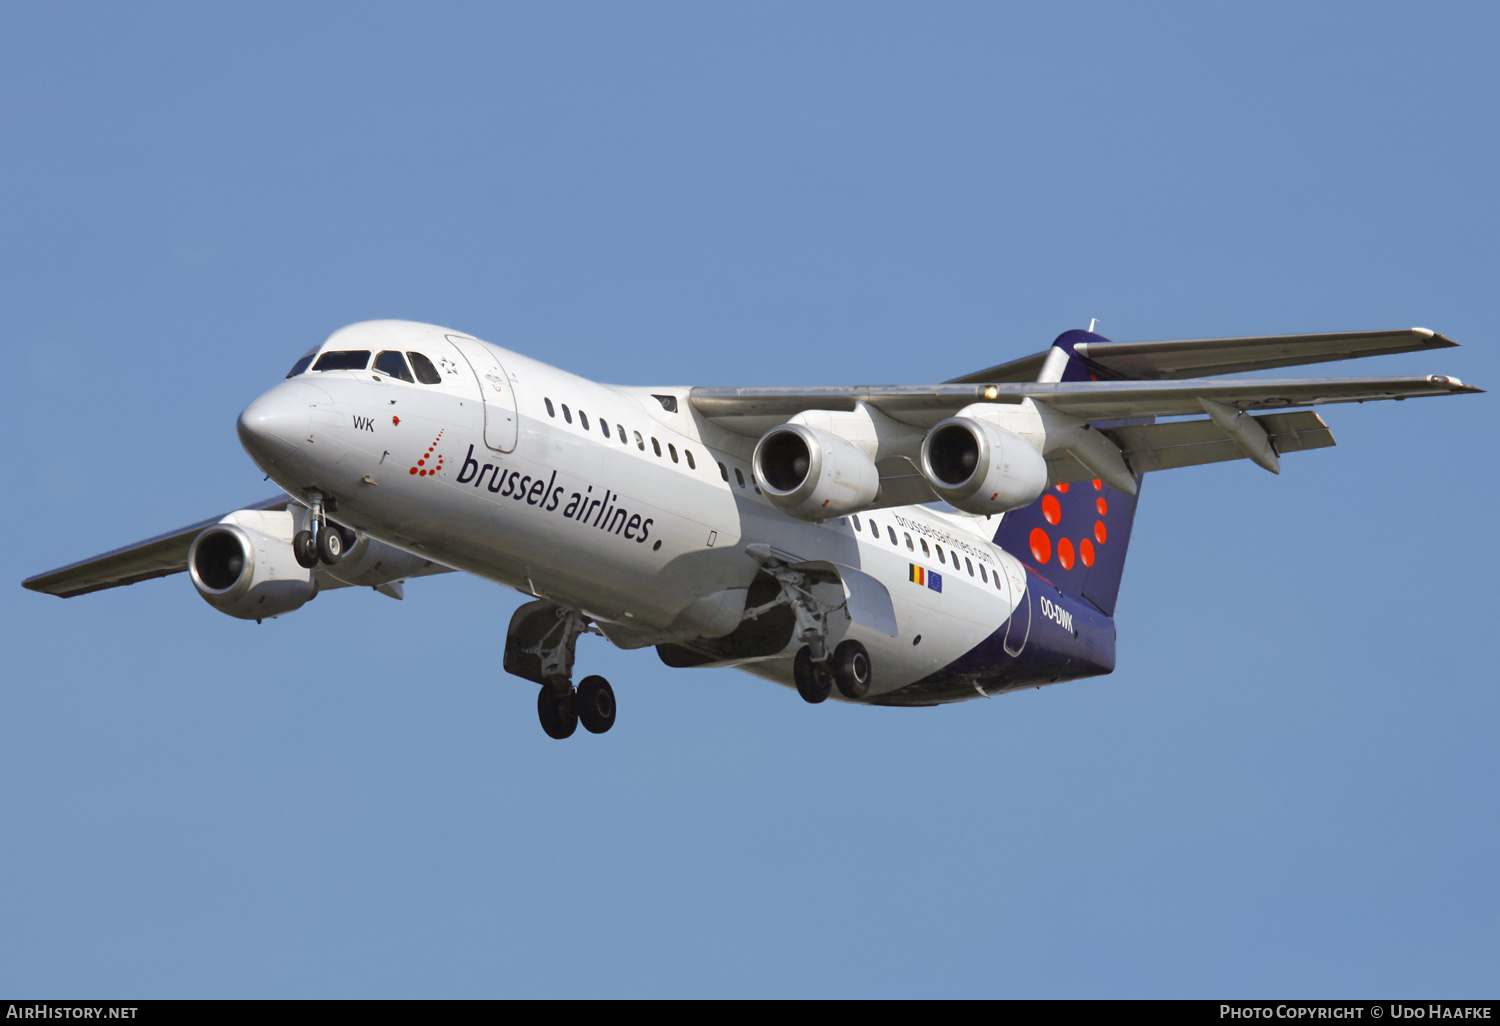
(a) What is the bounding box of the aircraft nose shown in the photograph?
[237,382,321,468]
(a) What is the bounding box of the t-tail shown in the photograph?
[993,328,1144,618]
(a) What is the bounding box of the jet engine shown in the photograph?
[324,533,433,588]
[188,509,315,620]
[752,423,880,522]
[919,416,1049,515]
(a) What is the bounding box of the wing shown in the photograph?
[947,327,1457,383]
[23,496,456,599]
[23,496,296,597]
[690,374,1479,435]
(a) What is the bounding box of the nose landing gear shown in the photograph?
[294,492,346,568]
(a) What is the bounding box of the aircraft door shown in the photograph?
[447,335,518,453]
[1001,558,1031,657]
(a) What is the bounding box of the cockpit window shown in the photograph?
[408,351,442,385]
[374,351,414,382]
[286,354,315,378]
[313,350,371,372]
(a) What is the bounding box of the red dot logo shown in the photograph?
[1080,538,1095,566]
[1041,494,1062,525]
[1092,478,1103,490]
[1096,497,1108,516]
[1029,527,1051,564]
[1057,537,1075,570]
[409,429,445,478]
[1095,520,1107,543]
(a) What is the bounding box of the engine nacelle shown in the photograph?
[752,423,880,522]
[324,533,433,588]
[920,416,1049,515]
[188,509,315,620]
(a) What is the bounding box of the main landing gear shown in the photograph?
[744,550,875,705]
[537,674,617,739]
[793,639,872,703]
[294,492,346,569]
[504,601,617,740]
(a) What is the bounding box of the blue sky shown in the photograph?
[2,2,1496,997]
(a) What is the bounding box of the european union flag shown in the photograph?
[928,572,942,593]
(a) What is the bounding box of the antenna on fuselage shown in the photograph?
[1088,318,1098,333]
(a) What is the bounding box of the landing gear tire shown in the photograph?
[316,526,344,565]
[576,675,616,734]
[831,640,872,699]
[793,646,833,704]
[293,530,318,569]
[537,685,578,740]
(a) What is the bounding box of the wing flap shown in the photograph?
[1105,411,1335,474]
[23,496,292,598]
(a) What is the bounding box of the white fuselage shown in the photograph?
[240,320,1041,701]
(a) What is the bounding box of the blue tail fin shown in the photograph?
[992,329,1144,618]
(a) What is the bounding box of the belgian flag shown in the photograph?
[909,564,926,586]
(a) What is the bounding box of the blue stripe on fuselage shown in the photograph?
[869,567,1116,707]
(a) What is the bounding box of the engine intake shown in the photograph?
[188,510,316,620]
[752,423,879,522]
[920,416,1048,515]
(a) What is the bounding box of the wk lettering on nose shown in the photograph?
[352,415,375,432]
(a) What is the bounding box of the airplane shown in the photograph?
[22,320,1481,739]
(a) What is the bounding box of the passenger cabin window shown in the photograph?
[562,404,572,424]
[600,418,610,439]
[408,352,443,385]
[920,539,930,556]
[851,514,862,531]
[936,546,945,564]
[668,444,679,464]
[313,350,371,372]
[718,462,728,482]
[579,411,590,431]
[634,431,645,451]
[869,521,879,538]
[545,398,555,417]
[887,526,897,545]
[979,564,988,583]
[652,438,662,457]
[685,450,695,470]
[616,423,626,443]
[735,468,745,488]
[904,533,914,551]
[965,558,974,576]
[374,351,414,382]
